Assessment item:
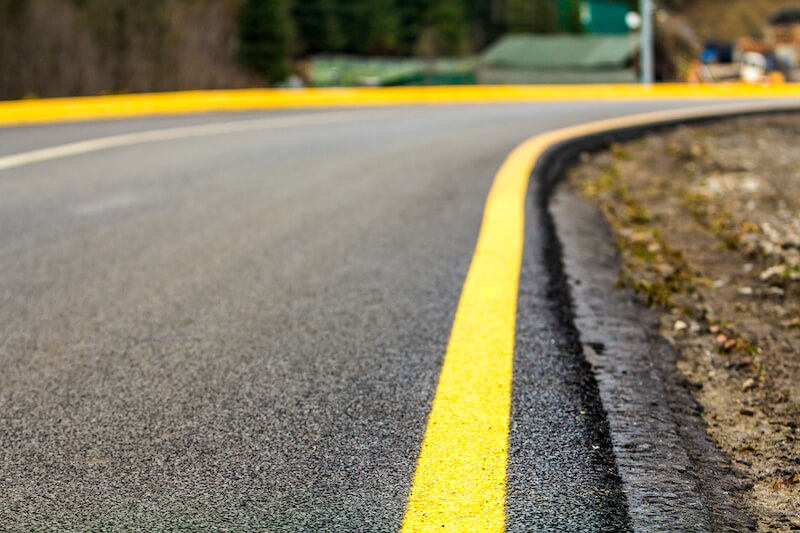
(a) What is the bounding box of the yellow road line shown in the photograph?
[400,101,800,532]
[401,126,532,533]
[1,83,799,127]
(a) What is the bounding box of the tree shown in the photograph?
[508,0,532,33]
[398,0,432,55]
[531,0,558,33]
[237,0,293,83]
[338,0,400,55]
[563,0,584,33]
[365,0,400,54]
[431,0,467,54]
[462,0,505,50]
[292,0,343,56]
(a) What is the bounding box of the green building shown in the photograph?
[578,0,631,34]
[477,33,638,84]
[522,0,632,35]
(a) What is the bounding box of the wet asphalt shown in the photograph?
[0,102,725,532]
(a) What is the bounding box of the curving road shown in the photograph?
[0,101,768,532]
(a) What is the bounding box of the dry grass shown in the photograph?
[0,0,261,100]
[678,0,798,40]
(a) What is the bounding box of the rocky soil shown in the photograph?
[569,114,800,531]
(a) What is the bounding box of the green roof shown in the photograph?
[480,34,637,70]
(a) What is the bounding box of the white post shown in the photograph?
[640,0,654,84]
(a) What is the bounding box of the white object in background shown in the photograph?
[626,11,642,30]
[580,2,592,25]
[740,52,767,84]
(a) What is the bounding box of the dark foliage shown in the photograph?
[238,0,604,81]
[238,0,293,82]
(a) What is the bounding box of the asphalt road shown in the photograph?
[0,102,749,532]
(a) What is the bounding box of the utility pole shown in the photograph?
[640,0,654,84]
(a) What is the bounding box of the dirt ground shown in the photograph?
[568,114,800,531]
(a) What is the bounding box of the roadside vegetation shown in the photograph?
[0,0,624,98]
[2,0,794,98]
[569,114,800,531]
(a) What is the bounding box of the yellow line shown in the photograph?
[1,83,799,127]
[400,102,800,532]
[401,127,532,533]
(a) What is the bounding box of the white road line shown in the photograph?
[0,109,407,172]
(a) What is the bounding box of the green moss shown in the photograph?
[738,341,760,356]
[633,279,677,308]
[579,172,618,198]
[610,144,633,161]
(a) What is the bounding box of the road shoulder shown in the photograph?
[552,190,755,531]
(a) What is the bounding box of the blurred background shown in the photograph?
[1,0,798,99]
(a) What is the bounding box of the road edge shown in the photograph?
[397,102,799,531]
[1,84,799,127]
[537,105,800,531]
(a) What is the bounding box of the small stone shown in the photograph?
[716,334,728,344]
[674,320,688,332]
[723,339,737,351]
[740,407,756,416]
[738,287,754,296]
[654,263,675,276]
[742,378,757,392]
[780,318,800,329]
[761,264,787,282]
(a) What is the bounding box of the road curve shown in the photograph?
[0,101,782,532]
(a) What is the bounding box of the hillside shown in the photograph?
[1,0,798,100]
[0,0,260,100]
[676,0,798,40]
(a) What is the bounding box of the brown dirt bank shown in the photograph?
[0,0,260,100]
[568,114,800,531]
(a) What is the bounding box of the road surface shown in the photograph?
[0,102,757,531]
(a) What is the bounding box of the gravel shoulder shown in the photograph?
[568,114,800,531]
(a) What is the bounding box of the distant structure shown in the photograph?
[579,0,631,34]
[765,5,800,72]
[689,5,800,83]
[476,0,637,84]
[477,34,637,84]
[766,5,800,42]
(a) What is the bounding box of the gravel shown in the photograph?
[569,114,800,532]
